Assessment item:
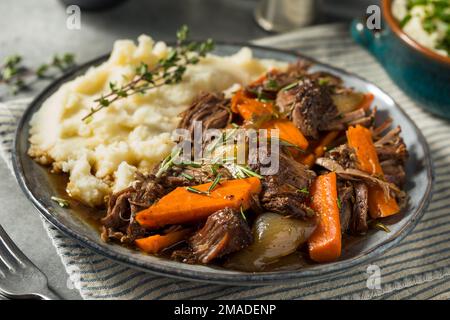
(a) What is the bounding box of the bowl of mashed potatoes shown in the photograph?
[351,0,450,119]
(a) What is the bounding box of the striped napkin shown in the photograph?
[1,23,449,300]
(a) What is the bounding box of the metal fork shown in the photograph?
[0,224,60,300]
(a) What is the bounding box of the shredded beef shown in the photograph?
[178,92,232,139]
[260,153,316,219]
[173,208,252,264]
[338,181,354,234]
[350,182,369,234]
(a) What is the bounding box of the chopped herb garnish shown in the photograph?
[240,205,247,222]
[181,172,194,181]
[281,81,298,91]
[337,197,342,210]
[155,148,181,178]
[278,138,307,153]
[234,164,263,179]
[370,221,391,233]
[207,173,222,193]
[297,187,309,194]
[400,14,412,27]
[185,186,209,195]
[180,160,202,168]
[266,78,279,89]
[51,196,70,208]
[318,78,329,86]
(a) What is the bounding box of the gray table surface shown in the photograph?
[0,0,345,300]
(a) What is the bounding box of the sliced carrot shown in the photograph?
[262,119,309,152]
[136,177,262,229]
[347,125,399,218]
[135,229,191,254]
[347,125,383,175]
[298,131,339,167]
[231,89,274,121]
[308,172,341,263]
[358,93,375,111]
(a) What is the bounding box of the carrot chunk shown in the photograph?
[308,172,341,263]
[136,177,262,229]
[347,125,399,218]
[231,90,273,121]
[262,119,309,151]
[298,131,339,167]
[135,229,191,254]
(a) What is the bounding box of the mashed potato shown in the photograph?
[29,35,285,207]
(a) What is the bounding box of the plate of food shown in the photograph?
[13,28,433,285]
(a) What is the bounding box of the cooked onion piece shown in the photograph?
[225,212,316,271]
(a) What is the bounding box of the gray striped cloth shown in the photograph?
[1,23,449,300]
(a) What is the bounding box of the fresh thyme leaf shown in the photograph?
[207,173,222,193]
[180,160,202,168]
[186,186,209,195]
[51,196,70,208]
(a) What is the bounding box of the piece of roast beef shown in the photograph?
[179,208,253,264]
[276,78,338,139]
[325,144,358,169]
[245,60,312,100]
[178,92,232,139]
[322,107,376,131]
[260,153,317,219]
[101,173,167,243]
[350,182,369,234]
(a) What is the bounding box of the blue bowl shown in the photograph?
[351,0,450,119]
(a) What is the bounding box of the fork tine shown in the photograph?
[0,225,31,268]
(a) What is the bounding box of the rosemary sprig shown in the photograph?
[82,25,214,122]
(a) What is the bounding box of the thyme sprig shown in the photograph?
[0,53,76,95]
[82,25,214,122]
